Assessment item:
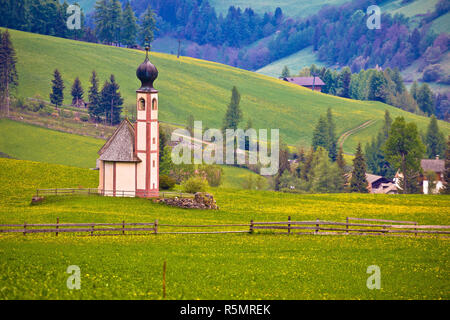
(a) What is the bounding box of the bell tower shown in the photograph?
[135,42,159,198]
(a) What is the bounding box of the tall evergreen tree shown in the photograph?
[312,115,329,151]
[222,86,242,131]
[310,147,344,193]
[88,70,101,121]
[339,67,352,98]
[384,117,425,193]
[441,136,450,194]
[417,83,435,115]
[100,74,123,125]
[94,0,113,44]
[350,143,369,193]
[425,115,445,158]
[140,6,157,45]
[50,69,64,108]
[368,70,388,102]
[0,29,18,117]
[110,0,122,45]
[326,108,337,161]
[71,77,84,107]
[121,1,138,47]
[410,80,419,100]
[382,109,392,139]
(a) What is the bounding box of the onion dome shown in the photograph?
[136,42,158,92]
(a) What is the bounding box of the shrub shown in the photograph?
[159,174,176,190]
[80,114,89,122]
[199,164,223,187]
[38,106,53,116]
[181,176,207,193]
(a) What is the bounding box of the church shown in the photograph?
[97,44,160,198]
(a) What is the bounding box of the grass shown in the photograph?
[256,46,324,78]
[0,158,449,299]
[5,28,450,153]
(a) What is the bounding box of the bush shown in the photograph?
[38,106,53,116]
[199,164,223,187]
[80,114,89,122]
[159,174,176,190]
[181,176,207,194]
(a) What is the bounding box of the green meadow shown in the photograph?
[5,28,450,153]
[0,157,449,299]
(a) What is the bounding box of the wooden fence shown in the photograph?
[35,188,194,199]
[0,217,449,238]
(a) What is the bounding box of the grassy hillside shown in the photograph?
[0,158,449,299]
[5,28,450,153]
[256,46,323,77]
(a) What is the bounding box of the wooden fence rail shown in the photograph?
[0,217,448,238]
[35,188,194,199]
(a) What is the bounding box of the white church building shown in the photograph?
[97,45,160,198]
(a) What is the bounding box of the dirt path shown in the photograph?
[337,119,378,155]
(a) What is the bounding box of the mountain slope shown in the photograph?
[6,28,450,152]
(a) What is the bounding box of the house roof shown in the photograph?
[366,173,383,184]
[421,159,444,173]
[98,119,141,162]
[283,77,325,86]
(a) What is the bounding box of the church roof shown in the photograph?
[98,119,141,162]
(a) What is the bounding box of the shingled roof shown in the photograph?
[421,159,445,173]
[283,77,325,86]
[98,119,141,162]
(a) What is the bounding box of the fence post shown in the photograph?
[122,220,125,235]
[55,188,57,196]
[346,217,349,234]
[154,219,158,235]
[91,224,94,236]
[414,222,418,237]
[88,188,91,195]
[288,216,291,235]
[250,220,254,234]
[315,218,319,234]
[56,217,59,237]
[23,222,27,236]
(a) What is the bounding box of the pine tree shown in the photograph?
[110,0,122,46]
[281,66,290,78]
[425,115,445,158]
[0,29,18,117]
[350,143,368,193]
[417,83,435,116]
[312,115,329,151]
[326,108,337,161]
[94,0,113,44]
[339,67,352,98]
[441,136,450,194]
[384,117,425,193]
[368,70,388,102]
[140,6,157,45]
[222,86,242,131]
[410,80,419,100]
[382,110,392,139]
[71,77,84,107]
[88,70,101,121]
[50,69,64,108]
[100,74,123,126]
[121,1,138,47]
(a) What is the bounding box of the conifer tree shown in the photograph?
[71,77,84,107]
[140,6,157,45]
[281,66,290,78]
[50,69,64,108]
[110,0,123,45]
[0,29,18,117]
[425,115,445,158]
[222,86,242,131]
[410,80,418,100]
[312,115,329,151]
[441,136,450,194]
[350,143,368,193]
[88,70,101,121]
[326,108,337,161]
[417,83,435,116]
[121,1,138,47]
[100,74,123,126]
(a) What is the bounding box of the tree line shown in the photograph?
[282,64,446,120]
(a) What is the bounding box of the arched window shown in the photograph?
[152,98,158,110]
[138,98,145,111]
